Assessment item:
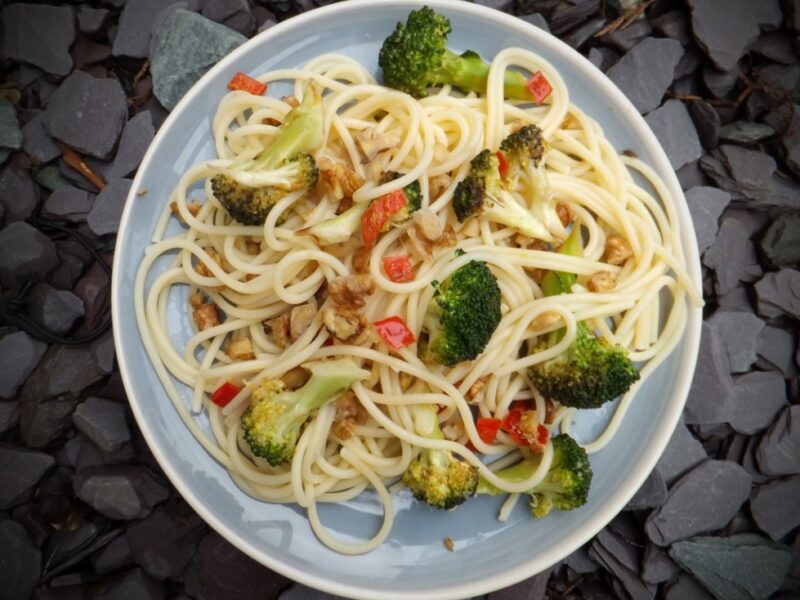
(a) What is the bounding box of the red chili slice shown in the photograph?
[211,381,242,407]
[476,417,502,444]
[361,189,408,247]
[496,150,509,177]
[227,72,268,96]
[526,71,552,105]
[373,315,416,350]
[383,255,415,283]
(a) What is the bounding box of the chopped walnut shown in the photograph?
[322,306,363,341]
[245,240,261,255]
[413,208,443,242]
[195,248,223,278]
[267,312,291,348]
[560,114,579,129]
[170,200,202,224]
[335,196,354,215]
[331,390,368,440]
[556,203,574,227]
[465,377,486,404]
[531,311,561,331]
[189,291,205,308]
[460,218,480,238]
[404,226,432,261]
[318,158,364,201]
[355,127,401,160]
[226,337,255,360]
[328,274,375,309]
[604,234,633,265]
[517,409,547,453]
[429,173,452,200]
[438,224,457,248]
[588,271,615,293]
[192,303,220,331]
[289,302,317,341]
[351,246,371,273]
[281,366,311,389]
[281,95,299,108]
[441,416,465,441]
[364,149,392,182]
[443,537,455,552]
[544,398,555,425]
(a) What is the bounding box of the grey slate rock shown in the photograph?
[651,10,691,45]
[645,460,751,546]
[677,160,711,190]
[96,568,166,600]
[690,101,719,150]
[150,9,247,111]
[519,13,550,33]
[754,269,800,319]
[606,37,684,114]
[757,325,798,377]
[487,568,551,600]
[0,519,42,600]
[664,575,714,600]
[37,165,72,193]
[718,122,775,145]
[703,216,762,295]
[751,0,784,30]
[600,19,652,53]
[669,534,794,600]
[113,0,186,59]
[729,371,787,434]
[756,405,800,476]
[202,0,256,36]
[684,323,735,424]
[44,71,128,161]
[684,186,730,253]
[73,397,131,454]
[42,186,94,223]
[0,161,38,223]
[563,546,599,574]
[0,100,23,152]
[642,543,681,585]
[21,113,61,164]
[90,332,116,375]
[0,445,55,509]
[50,251,86,291]
[2,4,76,77]
[626,468,667,510]
[0,401,19,434]
[109,112,155,179]
[688,0,759,71]
[760,212,800,268]
[703,64,739,98]
[750,476,800,540]
[0,331,47,399]
[92,533,133,574]
[77,6,111,35]
[64,432,134,472]
[645,100,702,171]
[706,311,764,373]
[87,178,132,236]
[26,283,85,337]
[0,222,58,288]
[588,529,656,599]
[279,585,344,600]
[549,0,601,36]
[20,394,79,449]
[656,419,708,484]
[73,467,169,520]
[21,344,104,405]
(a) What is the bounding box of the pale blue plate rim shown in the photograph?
[112,1,703,598]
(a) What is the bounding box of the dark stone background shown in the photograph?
[0,0,799,599]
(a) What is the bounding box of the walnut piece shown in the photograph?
[413,208,443,242]
[556,203,574,227]
[587,271,615,292]
[517,409,547,453]
[351,246,371,273]
[355,127,401,161]
[441,417,465,441]
[289,302,317,341]
[195,248,223,278]
[318,158,364,201]
[429,173,452,200]
[267,312,291,348]
[226,337,255,360]
[465,377,486,404]
[322,306,363,341]
[364,150,392,182]
[192,304,220,331]
[331,390,368,440]
[170,200,202,223]
[604,233,633,265]
[328,274,375,310]
[531,311,561,331]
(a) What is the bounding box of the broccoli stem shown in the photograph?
[476,455,542,495]
[541,227,583,297]
[484,191,553,240]
[284,359,369,413]
[435,50,531,100]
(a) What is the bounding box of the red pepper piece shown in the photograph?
[228,71,268,96]
[476,417,502,444]
[526,71,552,105]
[211,381,242,407]
[373,315,416,350]
[361,189,408,248]
[383,255,415,283]
[496,150,509,177]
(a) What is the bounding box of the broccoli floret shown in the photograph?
[527,228,639,409]
[477,433,592,518]
[419,259,501,366]
[378,6,531,100]
[241,358,369,465]
[211,84,324,225]
[301,171,421,245]
[402,403,479,509]
[453,149,557,241]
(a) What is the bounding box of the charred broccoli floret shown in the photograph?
[419,258,501,366]
[477,433,592,518]
[211,84,324,225]
[528,228,639,409]
[402,403,479,509]
[378,6,531,99]
[302,171,421,245]
[241,358,369,465]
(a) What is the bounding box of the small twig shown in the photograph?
[57,142,107,190]
[132,59,150,87]
[594,0,655,38]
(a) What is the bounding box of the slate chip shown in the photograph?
[20,344,104,404]
[600,20,652,53]
[0,161,39,223]
[0,445,55,509]
[651,10,691,45]
[756,405,800,476]
[729,370,787,434]
[760,212,800,268]
[756,325,798,377]
[73,467,169,520]
[42,186,94,223]
[0,221,59,288]
[641,543,681,585]
[0,331,47,400]
[703,64,739,99]
[87,178,132,236]
[202,0,257,37]
[96,568,166,600]
[703,216,762,295]
[91,533,133,574]
[750,475,800,540]
[656,419,708,484]
[754,269,800,319]
[606,37,684,114]
[72,397,131,454]
[109,112,155,179]
[0,519,42,600]
[684,186,730,253]
[0,100,23,152]
[0,401,19,435]
[664,573,714,599]
[126,507,206,580]
[2,4,76,77]
[669,534,794,600]
[21,113,62,164]
[113,0,186,59]
[706,311,764,373]
[150,9,247,110]
[646,100,702,172]
[588,529,656,599]
[688,0,760,71]
[626,468,667,510]
[684,323,735,424]
[26,283,85,336]
[718,122,775,145]
[645,460,751,546]
[77,6,111,35]
[519,13,550,33]
[44,71,128,161]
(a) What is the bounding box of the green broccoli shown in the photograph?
[241,358,369,466]
[477,433,592,518]
[527,228,639,409]
[211,83,324,225]
[402,403,479,509]
[302,171,421,245]
[378,6,532,100]
[418,258,501,366]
